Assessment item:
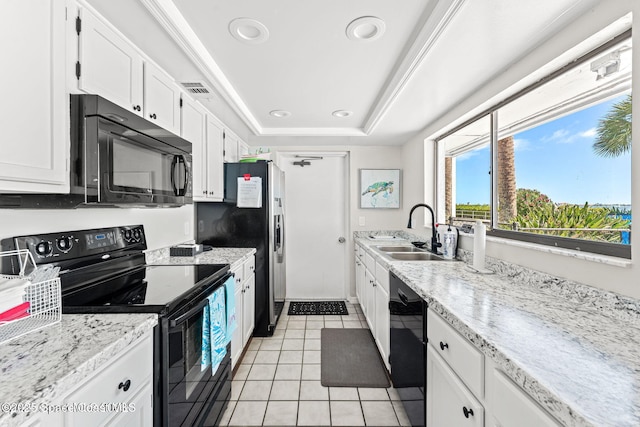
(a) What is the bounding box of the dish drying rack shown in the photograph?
[0,249,61,345]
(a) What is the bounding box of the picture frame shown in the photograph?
[359,169,401,209]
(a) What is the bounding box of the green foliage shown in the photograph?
[513,202,630,243]
[593,94,632,158]
[455,204,490,212]
[516,189,552,218]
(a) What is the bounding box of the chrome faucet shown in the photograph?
[407,203,441,254]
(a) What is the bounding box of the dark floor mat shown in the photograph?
[321,328,390,387]
[288,301,348,315]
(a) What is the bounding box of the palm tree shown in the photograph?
[593,94,632,157]
[497,136,517,223]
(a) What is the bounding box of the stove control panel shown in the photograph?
[2,225,146,264]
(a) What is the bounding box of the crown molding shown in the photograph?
[259,127,368,137]
[139,0,263,134]
[363,0,467,134]
[141,0,465,138]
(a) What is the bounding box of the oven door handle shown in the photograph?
[170,298,210,328]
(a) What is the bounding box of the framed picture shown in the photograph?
[360,169,401,209]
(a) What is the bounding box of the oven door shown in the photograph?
[163,295,230,427]
[91,116,192,206]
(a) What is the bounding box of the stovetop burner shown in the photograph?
[62,263,229,314]
[0,225,230,315]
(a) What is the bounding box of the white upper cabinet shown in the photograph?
[0,0,68,193]
[181,96,207,199]
[144,61,181,135]
[223,132,239,163]
[204,116,225,201]
[77,6,180,135]
[77,6,144,115]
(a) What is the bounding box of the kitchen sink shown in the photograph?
[375,245,425,252]
[388,252,445,261]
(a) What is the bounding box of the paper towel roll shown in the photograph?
[473,221,486,270]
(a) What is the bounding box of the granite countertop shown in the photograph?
[146,247,256,270]
[0,313,157,427]
[355,235,640,427]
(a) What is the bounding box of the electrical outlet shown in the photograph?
[359,216,366,226]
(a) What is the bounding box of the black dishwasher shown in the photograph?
[389,271,426,427]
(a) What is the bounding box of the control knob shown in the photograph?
[123,229,133,242]
[132,228,141,242]
[35,241,53,257]
[56,236,73,252]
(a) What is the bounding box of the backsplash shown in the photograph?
[355,230,640,322]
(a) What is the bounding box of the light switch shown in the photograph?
[359,216,366,226]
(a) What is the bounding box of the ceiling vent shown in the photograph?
[179,81,215,99]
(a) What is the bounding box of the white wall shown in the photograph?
[268,145,405,299]
[401,0,640,298]
[0,206,194,252]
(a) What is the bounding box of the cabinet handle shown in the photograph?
[462,406,474,418]
[133,105,141,112]
[118,379,131,392]
[439,341,449,351]
[150,113,157,119]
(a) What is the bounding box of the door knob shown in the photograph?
[338,237,346,243]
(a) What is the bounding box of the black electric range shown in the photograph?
[1,225,233,427]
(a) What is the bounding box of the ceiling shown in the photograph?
[86,0,607,146]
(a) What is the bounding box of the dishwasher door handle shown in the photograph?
[398,289,409,306]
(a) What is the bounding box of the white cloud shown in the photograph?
[513,138,530,151]
[579,128,597,138]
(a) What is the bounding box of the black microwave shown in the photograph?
[0,95,192,208]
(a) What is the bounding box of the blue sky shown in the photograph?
[456,94,632,205]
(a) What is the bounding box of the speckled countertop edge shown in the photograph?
[0,313,157,427]
[146,247,256,270]
[355,233,640,427]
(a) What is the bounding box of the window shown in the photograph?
[438,29,632,258]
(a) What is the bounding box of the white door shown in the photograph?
[280,153,347,300]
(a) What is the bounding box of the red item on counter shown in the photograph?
[0,301,31,323]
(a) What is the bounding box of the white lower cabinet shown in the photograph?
[230,255,256,369]
[426,308,560,427]
[427,345,484,427]
[40,331,153,427]
[485,359,560,427]
[355,243,390,371]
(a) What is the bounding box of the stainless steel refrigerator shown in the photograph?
[196,161,285,336]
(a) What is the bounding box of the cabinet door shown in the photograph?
[238,140,250,158]
[144,61,181,135]
[205,117,225,201]
[0,0,68,192]
[427,345,484,427]
[181,96,207,200]
[78,7,143,115]
[364,268,376,332]
[223,133,239,163]
[106,379,153,427]
[242,274,255,346]
[355,255,364,304]
[231,283,244,370]
[374,282,390,371]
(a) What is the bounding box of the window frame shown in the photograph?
[435,29,632,259]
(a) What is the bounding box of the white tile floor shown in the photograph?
[219,301,411,426]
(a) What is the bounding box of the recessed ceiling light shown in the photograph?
[332,110,353,118]
[270,110,291,118]
[346,16,386,41]
[229,18,270,44]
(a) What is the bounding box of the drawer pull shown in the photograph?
[439,341,449,351]
[118,379,131,392]
[463,406,474,418]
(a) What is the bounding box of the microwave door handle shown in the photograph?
[170,156,178,196]
[180,156,189,196]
